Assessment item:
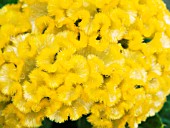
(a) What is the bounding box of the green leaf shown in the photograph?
[158,95,170,128]
[163,0,170,10]
[77,115,92,128]
[138,95,170,128]
[40,118,53,128]
[138,114,164,128]
[0,4,3,8]
[0,0,18,7]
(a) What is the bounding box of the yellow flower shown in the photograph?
[36,44,61,72]
[0,51,5,66]
[88,104,113,128]
[124,30,143,50]
[141,32,163,56]
[29,34,55,52]
[27,1,48,20]
[1,104,23,127]
[2,104,45,127]
[109,8,135,29]
[89,13,111,35]
[88,33,110,51]
[23,71,59,104]
[119,0,138,10]
[69,9,90,32]
[35,16,55,34]
[18,35,37,58]
[48,0,74,22]
[87,0,112,9]
[43,72,66,89]
[53,31,76,49]
[0,24,17,49]
[47,94,92,122]
[57,83,83,105]
[0,63,23,96]
[66,55,89,83]
[67,31,88,49]
[1,0,170,127]
[158,50,170,72]
[0,92,10,102]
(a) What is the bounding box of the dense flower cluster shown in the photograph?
[0,0,170,127]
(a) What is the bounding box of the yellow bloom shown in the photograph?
[109,8,135,29]
[88,33,110,51]
[1,104,23,127]
[69,9,91,32]
[36,44,61,72]
[88,104,113,128]
[57,83,82,105]
[86,0,112,9]
[67,31,88,49]
[0,24,16,48]
[0,0,170,127]
[48,0,74,22]
[89,13,111,35]
[2,104,45,127]
[119,0,138,10]
[124,30,143,50]
[29,34,55,52]
[141,32,163,56]
[43,72,66,89]
[158,50,170,71]
[23,74,58,104]
[28,1,48,20]
[53,31,76,49]
[0,51,5,66]
[65,55,89,83]
[18,35,37,58]
[48,94,92,122]
[35,16,55,34]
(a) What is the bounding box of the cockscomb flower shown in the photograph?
[0,0,170,127]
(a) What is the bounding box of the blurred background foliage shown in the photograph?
[0,0,17,8]
[0,0,170,128]
[164,0,170,9]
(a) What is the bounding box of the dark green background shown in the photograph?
[164,0,170,9]
[0,0,170,128]
[0,0,17,8]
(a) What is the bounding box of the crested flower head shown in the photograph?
[0,0,170,127]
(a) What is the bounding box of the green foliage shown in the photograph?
[40,118,53,128]
[139,114,164,128]
[0,0,18,8]
[77,115,92,128]
[158,95,170,128]
[139,95,170,128]
[164,0,170,10]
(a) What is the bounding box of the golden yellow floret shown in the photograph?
[0,0,170,128]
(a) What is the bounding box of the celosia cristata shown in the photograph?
[0,0,170,127]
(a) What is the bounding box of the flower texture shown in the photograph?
[0,0,170,128]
